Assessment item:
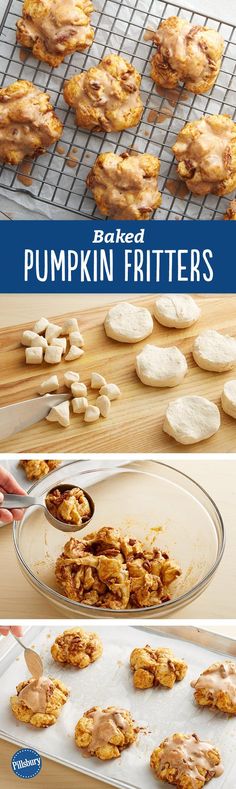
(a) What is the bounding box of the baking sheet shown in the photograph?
[0,626,236,787]
[0,0,236,220]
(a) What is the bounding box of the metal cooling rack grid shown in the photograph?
[0,0,236,220]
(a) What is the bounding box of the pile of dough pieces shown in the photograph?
[21,316,120,428]
[104,298,236,446]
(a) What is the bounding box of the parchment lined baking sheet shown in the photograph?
[0,625,235,787]
[0,0,236,220]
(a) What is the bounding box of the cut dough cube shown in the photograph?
[45,323,62,342]
[69,331,84,347]
[21,330,38,346]
[99,383,121,400]
[61,318,79,335]
[72,397,88,414]
[51,337,67,354]
[65,346,84,362]
[64,371,80,388]
[193,330,236,372]
[31,334,48,349]
[25,347,43,364]
[163,396,220,445]
[33,317,49,334]
[96,394,111,418]
[38,375,59,395]
[45,346,63,364]
[46,400,70,427]
[84,405,100,423]
[221,380,236,418]
[71,382,87,397]
[154,295,201,328]
[104,301,153,343]
[136,344,187,387]
[91,372,107,389]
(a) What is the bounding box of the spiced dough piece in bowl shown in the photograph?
[104,302,153,343]
[51,627,103,666]
[193,330,236,372]
[86,151,161,220]
[191,660,236,715]
[173,115,236,196]
[75,706,138,759]
[150,732,223,787]
[0,80,63,165]
[163,396,220,445]
[11,676,69,727]
[154,295,201,329]
[16,0,94,67]
[130,645,187,689]
[136,344,188,387]
[151,16,224,94]
[64,54,143,132]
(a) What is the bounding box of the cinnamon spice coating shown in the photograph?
[63,54,143,132]
[151,17,224,94]
[86,151,161,219]
[51,627,103,667]
[16,0,94,67]
[0,80,62,165]
[150,732,223,788]
[55,526,181,609]
[173,114,236,196]
[130,645,187,689]
[75,706,137,760]
[11,677,69,728]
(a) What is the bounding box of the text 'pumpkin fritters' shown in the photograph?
[191,660,236,715]
[151,17,224,95]
[55,526,181,609]
[0,80,62,165]
[150,733,223,788]
[11,676,69,728]
[224,199,236,220]
[173,114,236,196]
[130,645,187,689]
[75,706,138,760]
[86,151,161,219]
[51,627,103,667]
[16,0,94,67]
[63,54,143,132]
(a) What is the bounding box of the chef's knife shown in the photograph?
[0,394,70,441]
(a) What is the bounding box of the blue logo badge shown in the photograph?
[11,748,42,779]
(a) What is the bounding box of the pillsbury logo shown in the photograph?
[11,748,42,779]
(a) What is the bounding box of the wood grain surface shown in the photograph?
[0,294,236,453]
[0,738,111,789]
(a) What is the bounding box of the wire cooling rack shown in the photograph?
[0,0,236,220]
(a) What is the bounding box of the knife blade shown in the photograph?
[0,394,70,440]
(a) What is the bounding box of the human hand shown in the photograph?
[0,626,23,636]
[0,466,26,523]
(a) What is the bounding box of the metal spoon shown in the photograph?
[0,482,95,532]
[12,633,43,678]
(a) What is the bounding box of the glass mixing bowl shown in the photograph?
[13,460,225,618]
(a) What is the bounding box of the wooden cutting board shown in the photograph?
[0,295,236,453]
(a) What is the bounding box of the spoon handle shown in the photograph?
[0,494,37,509]
[11,633,26,650]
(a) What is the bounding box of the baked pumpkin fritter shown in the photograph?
[64,54,143,132]
[86,151,161,219]
[11,676,69,728]
[173,114,236,196]
[55,526,181,609]
[51,627,103,667]
[75,706,138,760]
[130,645,187,689]
[20,459,61,480]
[150,733,223,788]
[191,660,236,715]
[0,80,62,165]
[151,16,224,94]
[16,0,94,67]
[224,198,236,220]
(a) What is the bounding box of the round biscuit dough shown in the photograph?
[193,330,236,372]
[221,380,236,418]
[136,344,188,387]
[163,396,220,445]
[154,295,201,328]
[104,302,153,343]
